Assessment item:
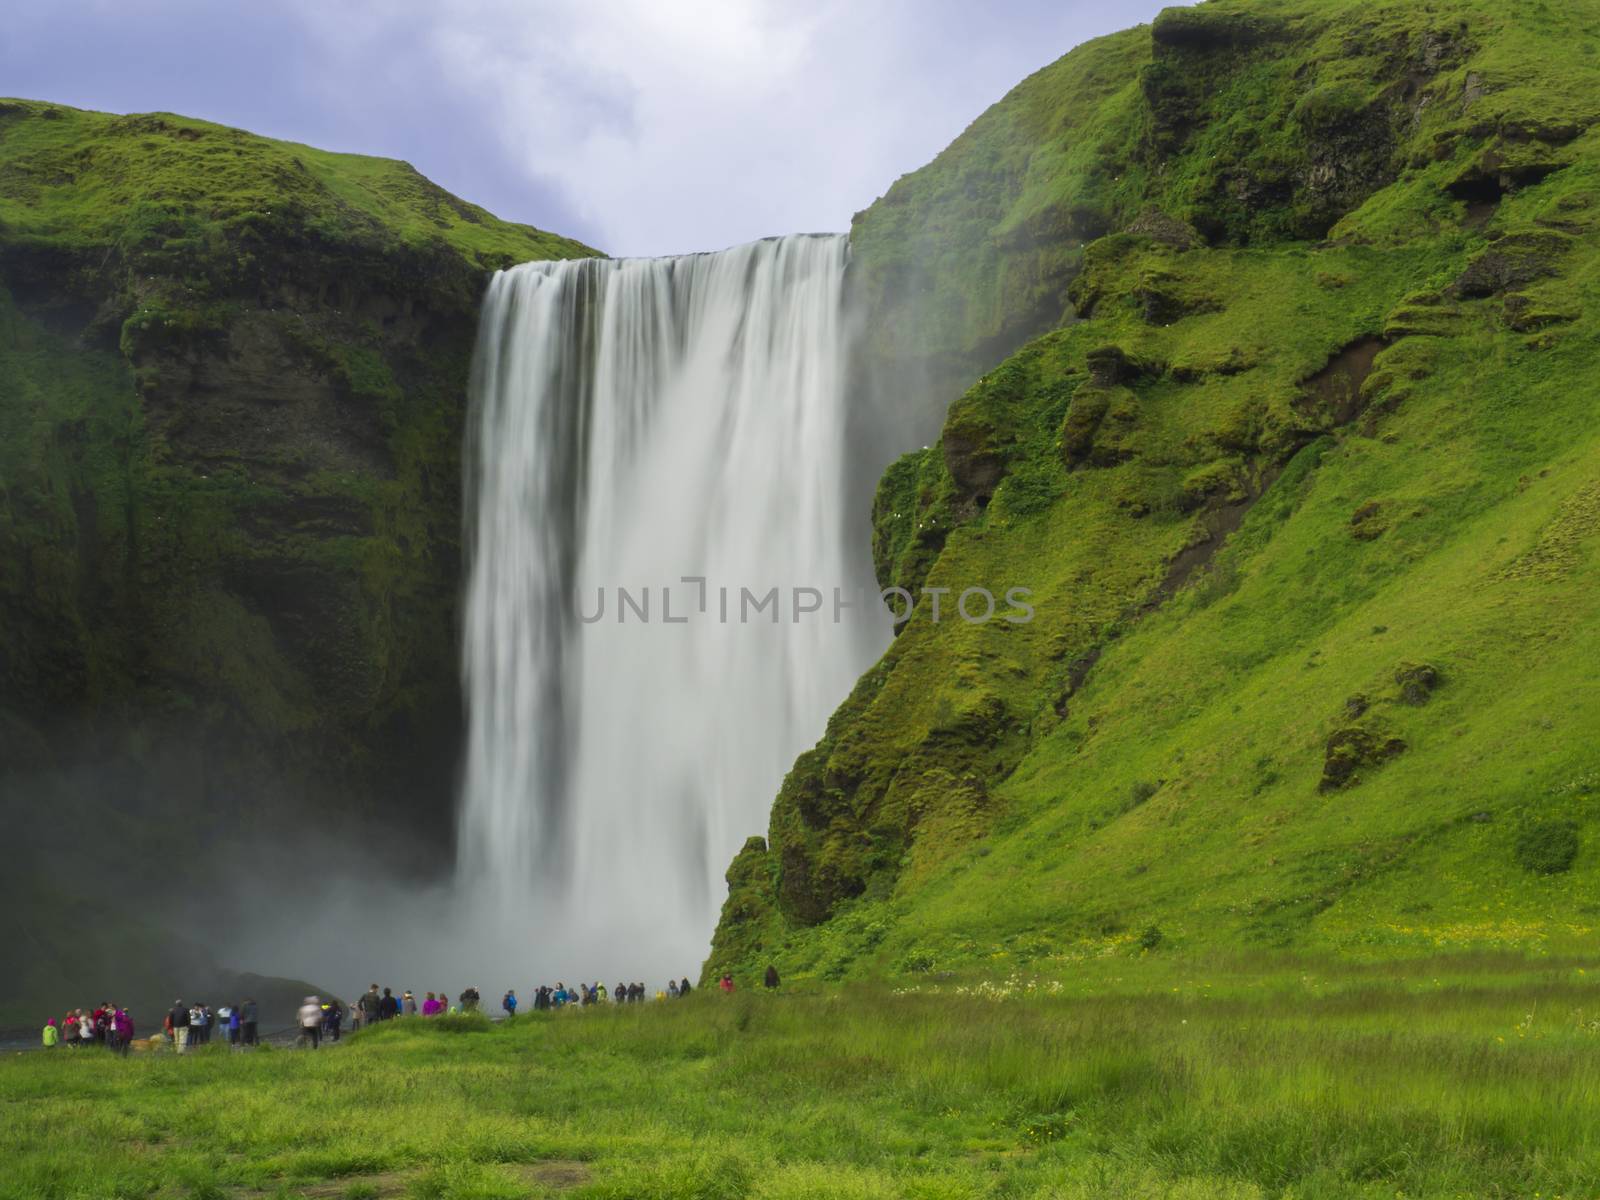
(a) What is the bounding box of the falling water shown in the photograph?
[458,234,887,974]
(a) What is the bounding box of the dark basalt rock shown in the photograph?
[1445,138,1570,203]
[1449,230,1570,298]
[1060,388,1114,465]
[1133,279,1221,325]
[943,429,1008,498]
[1452,250,1555,298]
[1349,501,1391,542]
[1086,345,1156,388]
[1320,726,1408,792]
[1395,662,1443,705]
[777,840,866,928]
[1123,208,1203,251]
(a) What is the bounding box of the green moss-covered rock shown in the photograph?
[1319,725,1409,792]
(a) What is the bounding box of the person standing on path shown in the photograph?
[42,1019,59,1049]
[110,1008,133,1056]
[298,996,323,1049]
[241,997,259,1046]
[169,1000,191,1054]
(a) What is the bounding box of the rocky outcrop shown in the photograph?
[1320,726,1408,792]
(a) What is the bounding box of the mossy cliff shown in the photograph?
[710,0,1600,982]
[0,100,592,977]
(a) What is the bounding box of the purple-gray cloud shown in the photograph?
[4,1,1180,257]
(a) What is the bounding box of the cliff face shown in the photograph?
[710,0,1600,982]
[0,101,593,990]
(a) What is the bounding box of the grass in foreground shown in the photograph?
[4,955,1599,1199]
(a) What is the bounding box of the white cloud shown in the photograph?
[288,0,1173,257]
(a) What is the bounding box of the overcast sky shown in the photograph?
[4,1,1177,258]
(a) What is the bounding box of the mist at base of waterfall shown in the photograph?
[217,848,709,1000]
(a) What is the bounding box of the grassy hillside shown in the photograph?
[5,956,1599,1199]
[711,0,1600,984]
[0,98,590,268]
[0,99,594,1024]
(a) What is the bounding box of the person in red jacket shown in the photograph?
[718,974,735,994]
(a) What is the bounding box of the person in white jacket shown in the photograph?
[298,996,323,1049]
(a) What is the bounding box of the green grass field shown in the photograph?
[6,954,1600,1199]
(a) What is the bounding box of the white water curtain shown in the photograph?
[459,234,887,973]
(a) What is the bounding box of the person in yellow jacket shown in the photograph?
[42,1018,60,1048]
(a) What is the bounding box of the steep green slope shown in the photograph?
[0,100,593,1020]
[711,0,1600,982]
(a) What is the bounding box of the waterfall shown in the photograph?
[458,233,886,974]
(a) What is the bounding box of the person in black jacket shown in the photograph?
[241,997,259,1046]
[358,984,381,1027]
[764,965,780,989]
[379,987,400,1020]
[168,1000,191,1054]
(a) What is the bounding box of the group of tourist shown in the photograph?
[288,983,484,1047]
[40,999,267,1054]
[344,983,483,1026]
[41,967,782,1051]
[43,1005,135,1054]
[512,977,695,1011]
[165,999,260,1051]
